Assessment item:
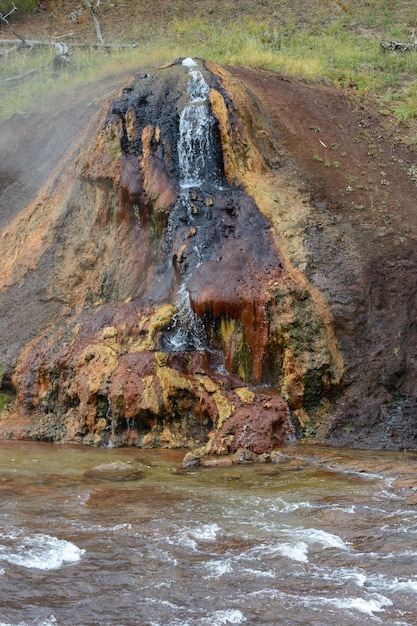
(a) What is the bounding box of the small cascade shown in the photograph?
[161,283,206,352]
[162,59,223,352]
[178,58,222,190]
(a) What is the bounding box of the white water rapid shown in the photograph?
[2,442,417,625]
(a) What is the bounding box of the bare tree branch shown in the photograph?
[0,43,70,82]
[83,0,104,45]
[0,2,28,46]
[50,33,75,40]
[0,1,134,86]
[2,2,18,20]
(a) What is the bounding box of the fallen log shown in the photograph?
[380,41,417,51]
[0,38,137,48]
[0,65,48,82]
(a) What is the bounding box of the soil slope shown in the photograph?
[232,67,417,448]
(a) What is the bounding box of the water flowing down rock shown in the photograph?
[6,57,415,453]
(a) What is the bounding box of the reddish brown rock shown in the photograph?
[209,393,294,455]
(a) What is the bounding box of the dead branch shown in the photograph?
[0,43,18,59]
[0,42,71,82]
[54,42,70,56]
[83,0,104,45]
[380,41,417,51]
[0,65,48,82]
[381,29,417,52]
[53,41,71,69]
[0,3,28,46]
[50,33,75,40]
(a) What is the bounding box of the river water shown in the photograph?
[1,441,417,625]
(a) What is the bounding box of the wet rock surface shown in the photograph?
[1,59,417,452]
[84,461,145,482]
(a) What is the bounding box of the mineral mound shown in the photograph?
[1,58,415,452]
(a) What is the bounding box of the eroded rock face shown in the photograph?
[0,59,343,453]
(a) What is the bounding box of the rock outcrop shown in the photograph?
[0,59,345,452]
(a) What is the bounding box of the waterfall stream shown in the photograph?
[178,58,219,189]
[161,283,206,352]
[163,59,221,352]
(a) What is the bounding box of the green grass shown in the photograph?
[1,1,417,136]
[0,0,37,13]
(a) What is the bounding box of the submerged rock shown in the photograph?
[182,452,201,469]
[231,448,259,464]
[84,461,144,482]
[200,457,233,468]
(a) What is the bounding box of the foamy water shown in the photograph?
[0,618,57,626]
[178,61,213,189]
[0,532,84,570]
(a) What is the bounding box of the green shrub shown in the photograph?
[0,0,38,15]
